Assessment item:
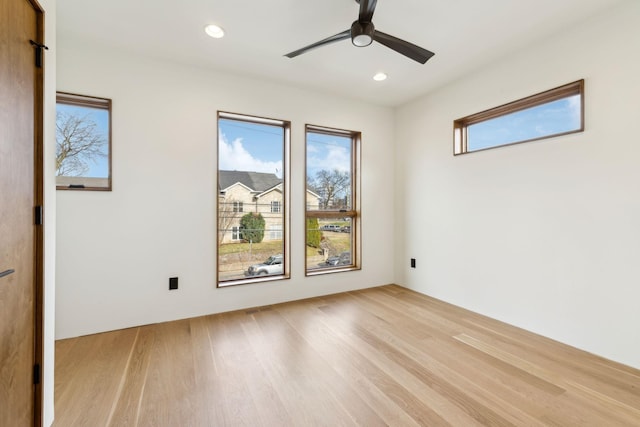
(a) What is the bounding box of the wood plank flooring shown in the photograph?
[53,285,640,426]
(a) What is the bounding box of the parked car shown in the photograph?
[340,225,351,233]
[246,255,283,276]
[324,251,351,267]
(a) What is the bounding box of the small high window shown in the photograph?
[454,80,584,155]
[56,92,112,190]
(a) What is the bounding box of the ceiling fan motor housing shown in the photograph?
[351,21,374,47]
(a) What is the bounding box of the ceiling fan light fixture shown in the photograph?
[351,21,374,47]
[353,34,372,47]
[204,24,225,39]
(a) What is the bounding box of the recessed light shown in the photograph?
[373,72,388,81]
[205,24,225,39]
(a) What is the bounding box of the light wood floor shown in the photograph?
[53,285,640,426]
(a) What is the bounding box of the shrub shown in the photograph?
[306,217,322,248]
[240,213,265,243]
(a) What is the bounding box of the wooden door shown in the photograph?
[0,0,44,425]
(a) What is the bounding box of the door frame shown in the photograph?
[30,0,45,425]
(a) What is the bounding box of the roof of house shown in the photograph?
[219,170,281,193]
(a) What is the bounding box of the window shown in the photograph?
[56,92,112,190]
[269,224,283,240]
[454,80,584,155]
[231,226,241,241]
[217,112,290,286]
[305,125,360,275]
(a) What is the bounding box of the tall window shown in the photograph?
[217,112,290,286]
[305,125,360,275]
[56,92,112,190]
[454,80,584,154]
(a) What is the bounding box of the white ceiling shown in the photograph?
[57,0,626,107]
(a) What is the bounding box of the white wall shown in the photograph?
[395,0,640,369]
[55,41,395,339]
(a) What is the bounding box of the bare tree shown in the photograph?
[56,111,107,176]
[308,169,351,209]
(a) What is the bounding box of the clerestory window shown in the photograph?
[454,80,584,155]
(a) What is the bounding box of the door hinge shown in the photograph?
[35,205,43,225]
[33,364,41,385]
[29,40,49,68]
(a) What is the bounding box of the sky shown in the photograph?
[218,118,284,177]
[306,131,351,179]
[56,103,110,178]
[218,119,352,180]
[468,94,581,151]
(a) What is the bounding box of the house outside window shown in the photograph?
[271,201,281,213]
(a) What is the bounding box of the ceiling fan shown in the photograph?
[285,0,435,64]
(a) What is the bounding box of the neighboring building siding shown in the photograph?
[257,187,283,242]
[218,171,319,243]
[306,190,321,210]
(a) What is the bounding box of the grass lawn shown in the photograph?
[219,240,283,255]
[221,234,350,256]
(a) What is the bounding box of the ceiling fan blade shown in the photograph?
[285,29,351,58]
[358,0,377,23]
[373,30,435,64]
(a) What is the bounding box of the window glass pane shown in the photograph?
[454,80,584,155]
[305,125,358,275]
[56,93,111,190]
[467,95,581,151]
[306,217,353,272]
[217,115,287,284]
[306,132,352,210]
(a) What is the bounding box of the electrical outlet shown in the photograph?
[169,277,178,290]
[410,258,416,268]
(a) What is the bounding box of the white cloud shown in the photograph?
[307,145,350,175]
[219,132,282,177]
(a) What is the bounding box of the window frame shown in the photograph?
[454,80,584,155]
[216,111,290,287]
[305,124,361,276]
[56,92,112,191]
